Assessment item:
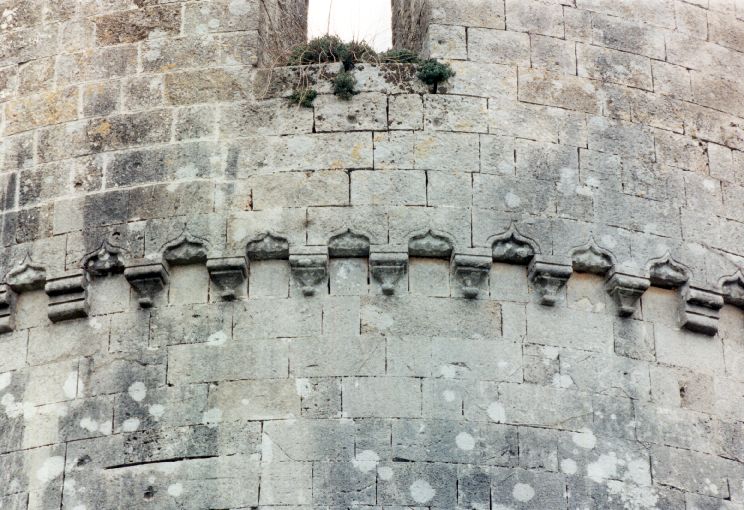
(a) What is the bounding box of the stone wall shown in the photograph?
[1,0,744,508]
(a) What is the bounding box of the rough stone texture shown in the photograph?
[0,0,743,508]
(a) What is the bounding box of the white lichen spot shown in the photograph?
[149,404,165,420]
[206,330,227,346]
[439,364,457,379]
[551,373,574,389]
[261,433,274,463]
[606,480,658,509]
[487,402,506,423]
[442,390,456,402]
[409,479,435,504]
[121,418,140,432]
[455,431,475,451]
[0,372,11,392]
[571,428,596,449]
[560,458,578,475]
[352,450,379,473]
[505,191,521,208]
[202,408,222,428]
[79,417,99,433]
[512,483,535,502]
[228,0,250,15]
[128,382,147,402]
[63,372,78,399]
[167,483,184,497]
[99,420,112,436]
[377,466,394,480]
[295,378,311,397]
[587,452,618,483]
[36,456,65,484]
[72,505,87,510]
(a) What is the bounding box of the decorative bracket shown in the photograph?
[719,271,744,309]
[6,255,46,293]
[163,232,209,265]
[571,239,614,275]
[528,256,573,306]
[124,260,169,308]
[0,284,18,333]
[328,230,371,258]
[247,233,290,260]
[206,257,248,301]
[82,239,126,276]
[45,272,90,322]
[680,284,724,336]
[605,266,650,317]
[648,252,690,288]
[369,249,408,296]
[289,247,328,296]
[408,230,453,258]
[490,224,538,264]
[452,249,491,299]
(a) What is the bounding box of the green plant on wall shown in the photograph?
[289,87,318,107]
[417,58,455,91]
[333,71,357,100]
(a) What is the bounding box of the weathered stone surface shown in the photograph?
[0,1,741,507]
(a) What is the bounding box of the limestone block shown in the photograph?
[342,377,422,417]
[207,379,300,421]
[426,23,467,59]
[376,461,457,507]
[491,467,567,509]
[424,94,488,133]
[230,132,373,174]
[351,170,425,206]
[578,43,653,90]
[413,131,480,171]
[362,295,501,338]
[27,319,107,366]
[388,94,423,130]
[263,419,355,461]
[329,258,368,296]
[655,324,726,375]
[531,34,577,75]
[527,304,614,352]
[506,0,565,37]
[0,330,25,373]
[311,461,376,506]
[259,461,313,505]
[314,92,387,132]
[112,383,207,432]
[468,28,531,66]
[560,349,651,400]
[591,12,666,59]
[142,35,221,73]
[518,69,602,114]
[168,338,289,384]
[290,335,385,377]
[651,445,742,499]
[233,299,321,339]
[392,419,518,465]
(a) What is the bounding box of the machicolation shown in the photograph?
[1,0,744,509]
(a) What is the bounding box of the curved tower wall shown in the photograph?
[1,0,744,508]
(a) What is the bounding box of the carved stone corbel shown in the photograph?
[0,284,18,333]
[45,272,90,322]
[369,249,408,296]
[680,284,724,336]
[7,255,46,293]
[82,239,126,276]
[163,232,209,265]
[528,256,573,306]
[124,260,169,308]
[289,247,328,296]
[605,266,650,317]
[490,225,538,264]
[571,239,614,275]
[719,271,744,308]
[453,249,491,299]
[206,257,248,301]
